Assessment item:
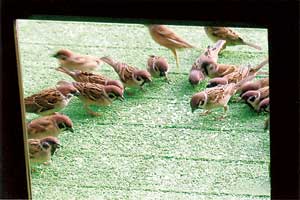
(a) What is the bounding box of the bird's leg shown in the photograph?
[140,86,146,92]
[165,75,171,84]
[264,117,270,130]
[84,104,101,117]
[171,49,179,69]
[199,110,211,116]
[218,105,229,120]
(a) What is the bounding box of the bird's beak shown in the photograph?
[118,96,125,101]
[68,127,74,133]
[191,107,196,113]
[52,53,58,58]
[73,91,81,97]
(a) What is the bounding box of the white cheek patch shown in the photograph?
[199,92,208,108]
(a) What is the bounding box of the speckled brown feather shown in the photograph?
[56,67,123,90]
[148,25,194,49]
[25,88,67,114]
[27,113,73,139]
[204,27,262,50]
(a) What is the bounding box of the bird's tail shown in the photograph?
[56,67,76,78]
[234,75,256,90]
[100,56,119,72]
[243,41,262,50]
[250,58,269,74]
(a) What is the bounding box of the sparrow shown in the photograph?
[188,68,205,87]
[57,81,124,116]
[190,75,254,118]
[258,97,270,113]
[56,67,124,91]
[239,77,269,96]
[204,26,262,50]
[206,58,269,88]
[192,40,234,81]
[100,56,152,90]
[53,49,103,72]
[27,113,74,139]
[258,97,270,130]
[28,136,60,164]
[241,86,270,112]
[147,55,170,81]
[24,84,80,116]
[147,24,194,68]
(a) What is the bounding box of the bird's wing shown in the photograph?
[25,89,63,113]
[76,83,107,101]
[206,87,226,104]
[155,25,194,48]
[27,118,52,133]
[210,27,241,41]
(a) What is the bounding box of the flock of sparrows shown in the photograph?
[25,25,269,167]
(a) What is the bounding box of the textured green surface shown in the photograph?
[17,19,270,200]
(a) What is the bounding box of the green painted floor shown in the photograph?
[17,19,270,200]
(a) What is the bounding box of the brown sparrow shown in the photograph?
[53,49,103,72]
[28,136,60,164]
[241,86,269,112]
[188,68,205,87]
[258,97,270,113]
[56,67,124,91]
[239,77,269,96]
[27,113,74,139]
[147,24,194,68]
[24,84,80,116]
[192,40,234,79]
[147,55,170,81]
[204,27,262,50]
[207,58,268,88]
[190,76,254,117]
[57,81,124,116]
[100,56,152,90]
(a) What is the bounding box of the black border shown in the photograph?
[1,0,299,199]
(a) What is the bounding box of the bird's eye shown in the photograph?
[42,142,50,149]
[108,93,116,99]
[136,76,142,81]
[58,123,66,129]
[249,96,256,102]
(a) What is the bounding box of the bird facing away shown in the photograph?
[28,136,60,164]
[190,75,254,118]
[57,81,124,117]
[24,84,80,116]
[56,67,124,91]
[53,49,103,72]
[147,55,170,82]
[100,56,152,90]
[27,113,74,139]
[147,24,194,68]
[204,26,262,50]
[206,58,269,88]
[189,40,226,86]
